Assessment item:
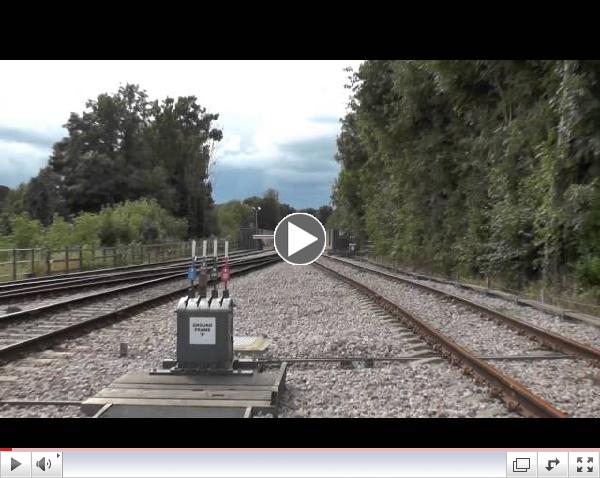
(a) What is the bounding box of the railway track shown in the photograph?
[322,255,600,362]
[0,251,280,364]
[315,256,600,418]
[0,259,590,418]
[1,255,597,418]
[0,249,258,303]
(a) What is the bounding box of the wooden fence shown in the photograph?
[0,238,239,282]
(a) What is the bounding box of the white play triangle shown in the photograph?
[288,221,318,256]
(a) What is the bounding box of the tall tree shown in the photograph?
[332,60,600,295]
[47,84,222,236]
[25,167,67,225]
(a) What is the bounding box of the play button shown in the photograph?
[11,458,21,471]
[274,213,326,265]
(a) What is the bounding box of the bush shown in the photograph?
[576,256,600,288]
[0,198,189,249]
[11,214,42,248]
[72,212,102,247]
[99,198,188,246]
[44,214,75,249]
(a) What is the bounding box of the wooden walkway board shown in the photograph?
[81,363,287,418]
[94,404,253,418]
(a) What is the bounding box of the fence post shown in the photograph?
[65,246,70,274]
[30,248,35,277]
[12,248,17,281]
[79,245,83,271]
[113,247,117,267]
[541,286,545,304]
[91,246,95,269]
[46,248,51,276]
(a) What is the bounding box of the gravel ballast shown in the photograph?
[0,261,517,418]
[320,256,600,417]
[361,258,600,349]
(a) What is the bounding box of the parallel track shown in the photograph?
[323,255,600,362]
[0,252,280,364]
[314,258,569,418]
[0,249,258,301]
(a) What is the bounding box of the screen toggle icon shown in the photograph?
[576,456,595,473]
[35,457,51,471]
[513,458,531,472]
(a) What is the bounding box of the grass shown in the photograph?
[371,255,600,318]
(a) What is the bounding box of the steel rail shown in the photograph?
[254,353,572,364]
[0,255,280,363]
[314,260,568,418]
[0,249,257,293]
[0,252,278,326]
[0,268,188,301]
[0,251,262,301]
[323,255,600,363]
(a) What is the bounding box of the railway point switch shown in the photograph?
[173,293,235,371]
[80,241,287,418]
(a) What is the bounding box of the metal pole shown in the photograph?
[255,208,259,249]
[65,246,69,274]
[12,248,16,281]
[46,248,51,276]
[30,248,35,277]
[79,245,83,271]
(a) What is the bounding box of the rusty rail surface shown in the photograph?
[323,255,600,363]
[0,255,280,364]
[314,260,568,418]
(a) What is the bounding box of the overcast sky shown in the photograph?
[0,60,363,208]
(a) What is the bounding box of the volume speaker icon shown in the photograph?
[36,457,51,471]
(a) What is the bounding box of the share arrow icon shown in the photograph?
[546,458,560,471]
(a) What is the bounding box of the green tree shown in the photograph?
[25,167,66,226]
[331,60,600,295]
[216,200,252,240]
[11,214,43,248]
[47,84,222,237]
[0,185,9,210]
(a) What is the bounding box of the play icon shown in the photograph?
[274,213,326,265]
[1,452,31,477]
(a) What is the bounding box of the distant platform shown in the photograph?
[252,234,274,249]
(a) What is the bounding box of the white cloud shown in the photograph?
[0,60,364,204]
[0,139,49,185]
